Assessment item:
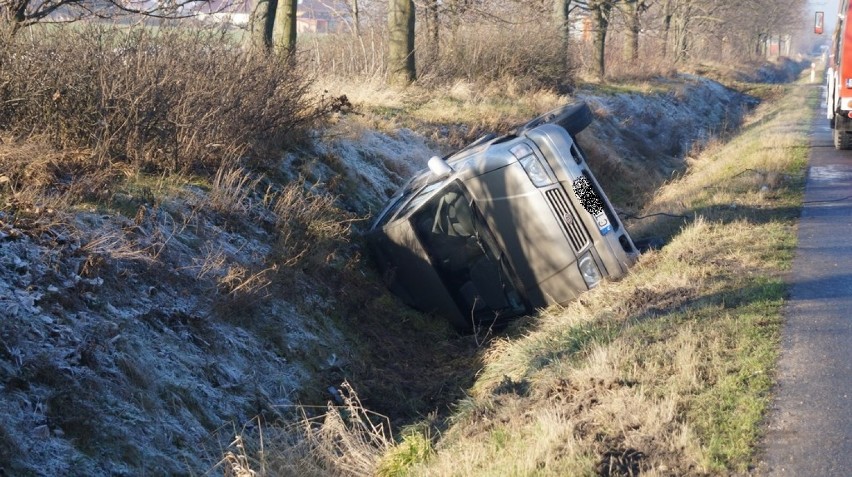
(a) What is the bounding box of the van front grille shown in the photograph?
[545,187,590,253]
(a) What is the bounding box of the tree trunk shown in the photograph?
[554,0,571,45]
[12,0,27,23]
[621,0,640,62]
[273,0,297,55]
[662,0,672,59]
[250,0,277,52]
[388,0,416,86]
[427,0,439,56]
[671,3,690,63]
[554,0,572,67]
[351,0,360,37]
[590,0,612,79]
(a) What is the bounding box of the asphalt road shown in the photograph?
[761,88,852,475]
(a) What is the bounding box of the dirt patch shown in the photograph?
[622,286,700,319]
[598,447,646,477]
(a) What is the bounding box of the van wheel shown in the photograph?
[834,127,852,150]
[517,102,594,136]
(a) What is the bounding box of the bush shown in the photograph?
[300,20,575,91]
[418,23,573,91]
[0,26,333,173]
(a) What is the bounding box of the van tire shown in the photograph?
[518,102,594,136]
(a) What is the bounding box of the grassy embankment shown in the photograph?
[375,78,815,475]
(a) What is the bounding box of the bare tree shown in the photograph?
[654,0,806,63]
[619,0,648,62]
[388,0,416,85]
[588,0,615,78]
[662,0,724,63]
[351,0,360,36]
[0,0,214,36]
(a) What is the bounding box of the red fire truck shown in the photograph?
[827,0,852,149]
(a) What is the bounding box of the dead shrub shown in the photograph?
[213,382,392,477]
[0,25,331,173]
[582,31,679,82]
[0,137,120,211]
[302,29,388,80]
[301,12,574,92]
[217,263,278,298]
[209,165,264,219]
[81,227,158,264]
[419,23,573,91]
[272,183,356,268]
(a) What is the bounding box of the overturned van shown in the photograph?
[366,103,638,331]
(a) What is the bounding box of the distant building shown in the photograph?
[196,0,252,25]
[195,0,350,32]
[296,0,349,34]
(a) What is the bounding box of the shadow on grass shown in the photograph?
[629,202,802,250]
[506,277,786,381]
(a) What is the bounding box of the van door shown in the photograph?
[411,181,527,328]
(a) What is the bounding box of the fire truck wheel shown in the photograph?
[834,127,852,150]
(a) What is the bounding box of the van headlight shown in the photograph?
[511,144,553,187]
[578,253,602,288]
[519,156,554,187]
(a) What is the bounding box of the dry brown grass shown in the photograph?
[0,137,119,207]
[217,263,278,298]
[81,228,157,264]
[630,91,809,242]
[209,165,264,218]
[311,75,570,153]
[399,214,791,475]
[213,382,393,477]
[271,183,355,268]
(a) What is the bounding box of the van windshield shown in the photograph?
[374,174,444,229]
[410,181,527,326]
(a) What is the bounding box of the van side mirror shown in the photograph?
[428,156,453,178]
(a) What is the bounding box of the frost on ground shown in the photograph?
[280,122,435,214]
[0,113,441,475]
[582,75,756,183]
[0,73,758,475]
[0,204,341,474]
